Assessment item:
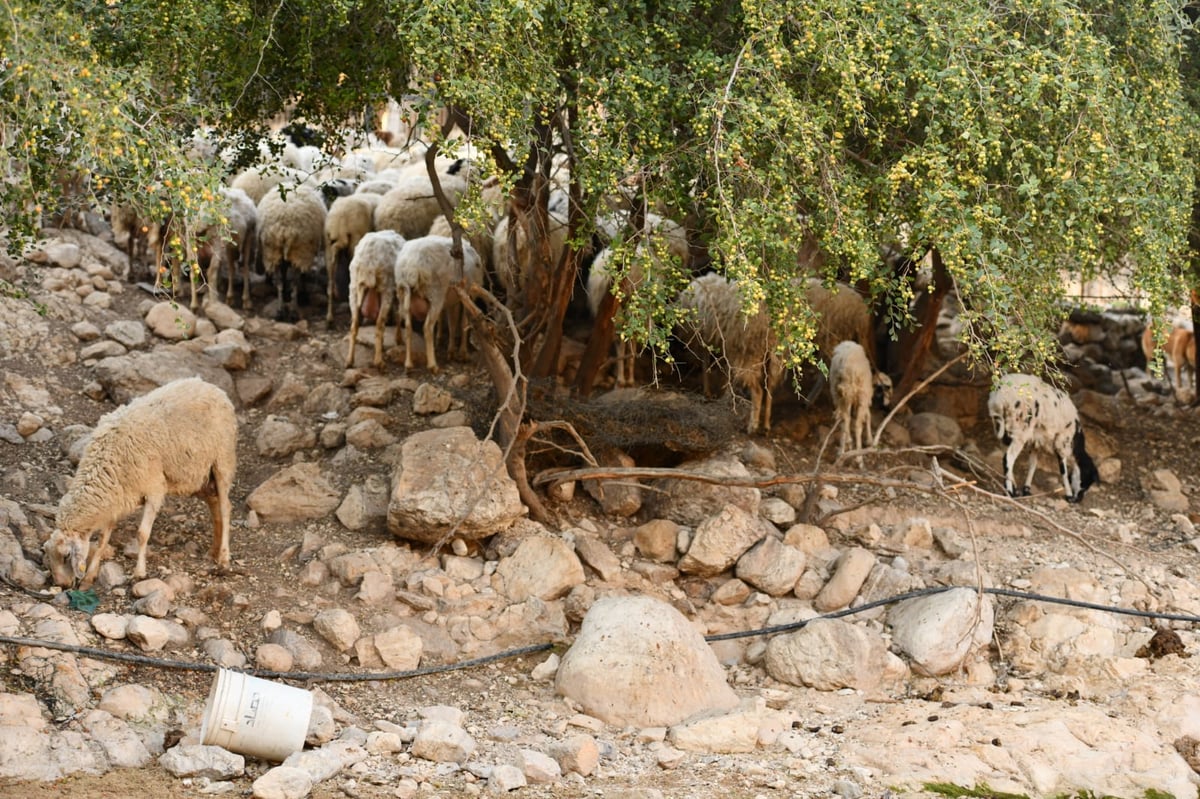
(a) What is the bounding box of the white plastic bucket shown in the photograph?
[199,668,314,762]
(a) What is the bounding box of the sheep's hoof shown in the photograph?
[1066,494,1081,504]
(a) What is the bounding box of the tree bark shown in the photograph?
[895,247,951,399]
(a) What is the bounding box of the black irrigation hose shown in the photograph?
[704,585,1200,642]
[2,586,1197,684]
[0,633,554,684]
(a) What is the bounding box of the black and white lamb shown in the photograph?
[986,373,1099,503]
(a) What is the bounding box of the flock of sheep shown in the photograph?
[64,129,1178,591]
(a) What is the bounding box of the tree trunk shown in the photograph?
[895,247,951,399]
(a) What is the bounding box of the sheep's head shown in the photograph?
[43,530,88,588]
[873,372,894,409]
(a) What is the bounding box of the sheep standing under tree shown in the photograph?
[829,340,893,467]
[395,236,483,374]
[987,373,1099,503]
[43,378,238,589]
[346,229,406,370]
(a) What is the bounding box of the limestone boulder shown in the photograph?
[387,427,526,543]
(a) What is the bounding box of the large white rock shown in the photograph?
[888,588,994,676]
[312,608,361,652]
[496,536,585,601]
[252,765,313,799]
[735,535,807,596]
[410,720,476,763]
[387,427,527,543]
[764,618,902,691]
[247,462,341,523]
[555,595,739,727]
[159,744,245,779]
[679,503,773,577]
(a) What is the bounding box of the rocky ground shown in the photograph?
[2,228,1200,799]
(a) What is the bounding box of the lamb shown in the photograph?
[986,373,1099,503]
[257,184,328,321]
[346,229,406,369]
[676,272,784,434]
[394,236,483,374]
[325,192,381,323]
[829,340,893,467]
[43,378,237,589]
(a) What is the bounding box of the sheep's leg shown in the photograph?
[275,261,291,322]
[205,242,223,307]
[326,246,337,326]
[1058,454,1081,502]
[425,303,442,375]
[240,229,255,311]
[200,484,233,570]
[79,522,117,590]
[132,494,165,579]
[1020,450,1039,497]
[207,462,234,569]
[346,287,361,368]
[374,288,393,370]
[747,379,763,435]
[403,287,415,372]
[1001,440,1029,497]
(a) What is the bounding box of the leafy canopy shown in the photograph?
[2,0,1197,373]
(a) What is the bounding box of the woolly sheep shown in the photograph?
[395,236,483,374]
[43,378,237,589]
[325,192,381,323]
[374,164,471,240]
[346,229,406,369]
[987,373,1099,503]
[803,278,874,364]
[829,340,893,467]
[676,272,784,434]
[230,164,303,206]
[257,185,328,321]
[196,186,258,310]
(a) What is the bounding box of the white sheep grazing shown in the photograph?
[987,373,1099,503]
[829,340,892,467]
[325,192,381,323]
[43,378,237,589]
[257,185,328,321]
[374,165,471,239]
[197,186,258,310]
[346,229,406,369]
[676,272,784,434]
[394,236,483,374]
